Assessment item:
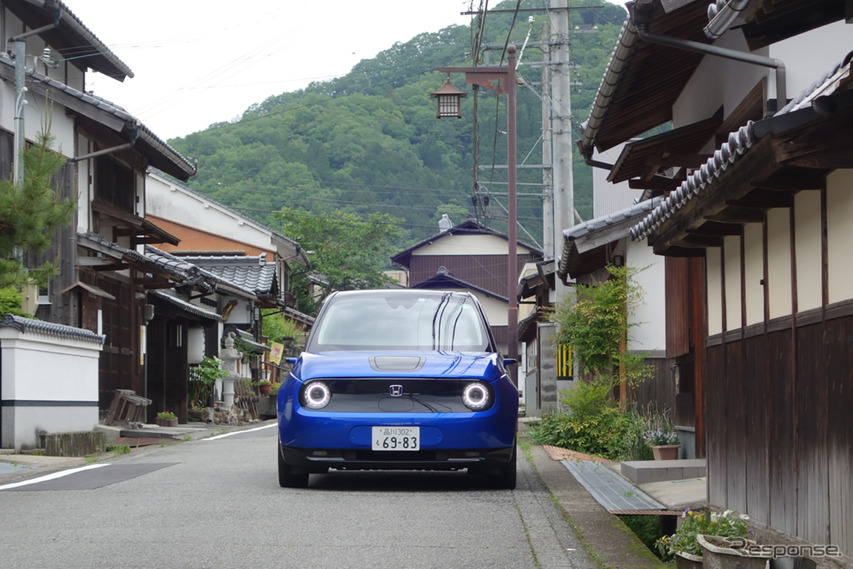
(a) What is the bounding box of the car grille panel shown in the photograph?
[307,378,490,413]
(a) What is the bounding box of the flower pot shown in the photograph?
[675,551,703,569]
[651,444,680,460]
[156,417,178,427]
[697,534,771,569]
[258,384,272,396]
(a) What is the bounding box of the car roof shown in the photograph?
[328,289,475,299]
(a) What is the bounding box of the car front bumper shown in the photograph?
[279,444,515,473]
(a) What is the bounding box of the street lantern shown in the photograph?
[430,75,467,118]
[434,46,520,384]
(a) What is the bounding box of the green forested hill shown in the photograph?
[168,0,626,251]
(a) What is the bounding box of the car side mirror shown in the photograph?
[503,358,517,367]
[285,357,297,364]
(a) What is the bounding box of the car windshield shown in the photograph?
[308,292,491,352]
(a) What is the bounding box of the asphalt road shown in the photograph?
[0,423,595,569]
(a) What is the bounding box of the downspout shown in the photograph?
[631,0,786,110]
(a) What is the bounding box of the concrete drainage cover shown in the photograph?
[562,460,667,512]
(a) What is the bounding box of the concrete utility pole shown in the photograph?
[549,0,574,302]
[541,22,554,260]
[13,37,26,188]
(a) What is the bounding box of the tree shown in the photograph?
[275,206,405,315]
[549,265,650,410]
[0,132,75,289]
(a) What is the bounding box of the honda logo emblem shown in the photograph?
[389,385,403,397]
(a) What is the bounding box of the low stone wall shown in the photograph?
[0,315,105,452]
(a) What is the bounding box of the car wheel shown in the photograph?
[491,443,517,490]
[278,444,309,488]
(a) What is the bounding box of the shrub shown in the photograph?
[531,376,648,460]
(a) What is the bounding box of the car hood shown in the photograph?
[293,350,505,381]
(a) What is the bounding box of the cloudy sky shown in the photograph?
[68,1,476,140]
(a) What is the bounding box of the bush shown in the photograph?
[0,286,27,317]
[530,376,650,460]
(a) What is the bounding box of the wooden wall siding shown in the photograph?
[724,339,748,514]
[767,327,797,537]
[744,332,768,523]
[409,253,537,296]
[629,357,673,413]
[795,321,830,545]
[86,275,141,411]
[665,257,690,358]
[706,342,727,508]
[825,316,853,553]
[705,314,853,555]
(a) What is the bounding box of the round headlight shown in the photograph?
[303,381,331,410]
[462,382,490,411]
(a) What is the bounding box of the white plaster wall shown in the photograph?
[826,169,853,304]
[592,144,636,219]
[768,21,853,100]
[147,173,274,251]
[674,22,852,132]
[706,247,723,335]
[0,330,102,450]
[766,208,793,319]
[794,191,822,312]
[673,32,763,129]
[743,222,764,326]
[0,63,75,155]
[413,233,534,257]
[724,235,742,331]
[626,239,665,352]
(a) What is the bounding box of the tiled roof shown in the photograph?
[144,246,257,298]
[179,255,278,297]
[630,57,853,242]
[391,217,543,268]
[0,57,194,180]
[5,0,133,80]
[149,290,221,321]
[0,314,105,345]
[558,197,663,281]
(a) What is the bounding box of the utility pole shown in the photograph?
[13,37,27,188]
[550,0,574,302]
[540,22,554,260]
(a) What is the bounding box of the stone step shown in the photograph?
[620,458,706,484]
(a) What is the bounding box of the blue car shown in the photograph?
[277,289,518,488]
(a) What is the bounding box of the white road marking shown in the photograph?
[203,423,276,441]
[0,463,109,490]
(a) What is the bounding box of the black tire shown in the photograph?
[491,443,517,490]
[278,444,309,488]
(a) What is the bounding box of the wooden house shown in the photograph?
[579,0,852,559]
[0,1,201,416]
[390,216,543,356]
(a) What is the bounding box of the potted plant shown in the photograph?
[644,428,680,460]
[257,379,273,396]
[155,411,178,428]
[656,509,753,569]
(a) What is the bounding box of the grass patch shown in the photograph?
[618,515,669,561]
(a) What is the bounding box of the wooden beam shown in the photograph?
[687,221,742,236]
[727,189,794,209]
[753,168,825,191]
[705,206,766,224]
[673,234,725,248]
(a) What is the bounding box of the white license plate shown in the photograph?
[371,426,420,451]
